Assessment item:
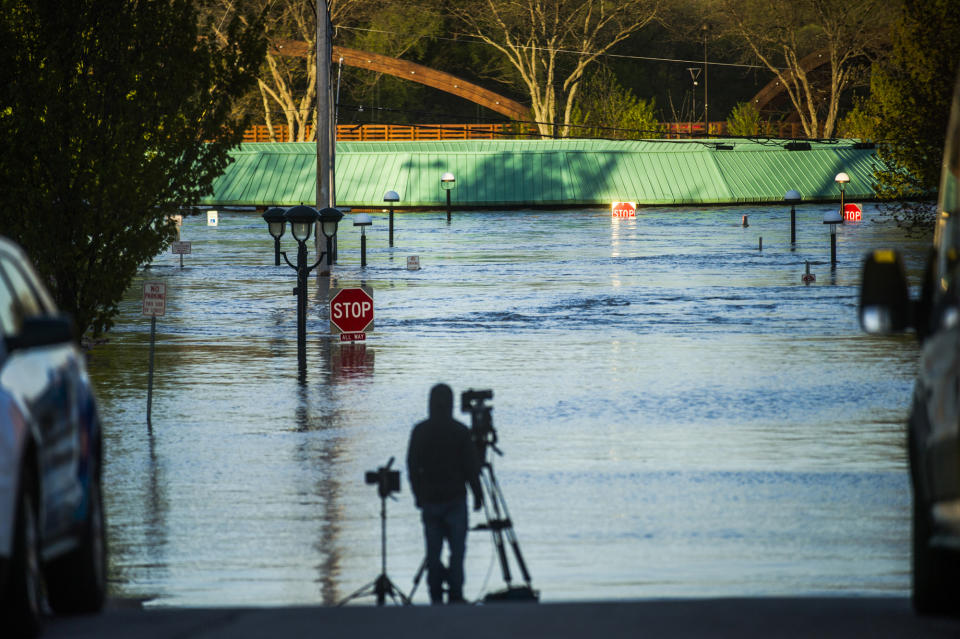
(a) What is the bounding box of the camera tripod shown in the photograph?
[473,457,537,601]
[408,459,537,603]
[338,462,410,607]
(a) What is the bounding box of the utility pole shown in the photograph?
[316,0,335,275]
[687,67,701,136]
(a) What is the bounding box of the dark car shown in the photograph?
[859,72,960,615]
[0,236,106,635]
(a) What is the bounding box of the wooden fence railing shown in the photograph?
[242,121,809,143]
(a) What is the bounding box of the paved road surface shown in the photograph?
[45,598,960,638]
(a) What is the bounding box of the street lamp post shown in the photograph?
[703,24,709,133]
[384,190,399,247]
[274,205,325,372]
[785,190,801,247]
[835,172,850,219]
[318,207,344,277]
[354,213,372,267]
[687,67,701,135]
[262,207,287,266]
[823,209,842,267]
[441,172,456,222]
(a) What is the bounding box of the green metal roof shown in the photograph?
[201,139,882,208]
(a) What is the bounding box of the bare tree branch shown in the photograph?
[454,0,658,137]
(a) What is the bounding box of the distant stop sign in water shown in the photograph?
[329,287,374,336]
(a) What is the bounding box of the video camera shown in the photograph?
[365,457,401,499]
[461,389,500,463]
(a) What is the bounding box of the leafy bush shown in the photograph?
[570,68,663,139]
[726,102,763,136]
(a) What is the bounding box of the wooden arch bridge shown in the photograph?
[272,40,829,134]
[271,39,529,121]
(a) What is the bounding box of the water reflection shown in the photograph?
[88,205,929,605]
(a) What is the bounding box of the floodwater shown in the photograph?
[87,204,930,606]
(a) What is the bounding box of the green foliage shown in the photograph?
[570,68,662,139]
[868,0,960,233]
[0,0,265,338]
[339,2,442,123]
[726,102,762,136]
[836,97,877,140]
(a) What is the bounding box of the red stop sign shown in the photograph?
[330,287,374,334]
[611,201,636,218]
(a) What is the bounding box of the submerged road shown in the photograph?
[47,598,960,638]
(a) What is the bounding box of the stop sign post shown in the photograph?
[330,287,374,341]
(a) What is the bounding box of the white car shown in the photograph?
[0,236,106,636]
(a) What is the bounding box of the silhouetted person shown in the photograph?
[407,383,483,604]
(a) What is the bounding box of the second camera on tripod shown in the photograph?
[365,457,401,499]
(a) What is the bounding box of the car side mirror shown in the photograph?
[6,314,76,351]
[859,250,912,333]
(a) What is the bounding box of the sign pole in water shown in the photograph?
[823,210,842,267]
[142,281,166,429]
[785,190,801,248]
[172,241,191,269]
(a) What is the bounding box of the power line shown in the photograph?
[334,24,771,71]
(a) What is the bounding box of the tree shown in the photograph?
[203,0,440,138]
[453,0,659,138]
[726,101,763,136]
[341,3,442,115]
[202,0,324,141]
[570,67,662,139]
[868,0,960,233]
[714,0,891,139]
[0,0,265,338]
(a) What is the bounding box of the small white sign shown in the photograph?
[407,255,421,270]
[171,241,192,255]
[142,282,166,317]
[207,210,219,226]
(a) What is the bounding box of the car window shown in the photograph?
[6,251,55,313]
[0,261,15,336]
[934,76,960,309]
[0,257,43,332]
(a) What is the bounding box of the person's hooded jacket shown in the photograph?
[407,384,483,508]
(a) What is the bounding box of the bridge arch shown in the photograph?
[271,40,529,121]
[749,50,830,115]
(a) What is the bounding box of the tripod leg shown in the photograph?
[385,575,412,606]
[505,530,533,585]
[408,556,427,601]
[486,464,534,586]
[481,468,513,584]
[376,575,387,606]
